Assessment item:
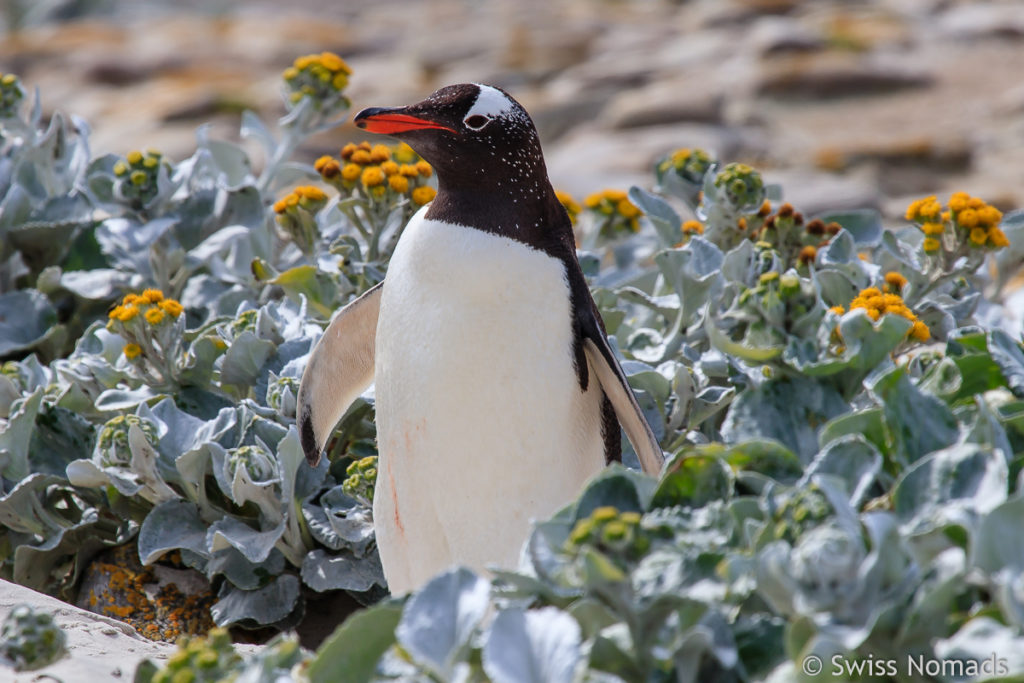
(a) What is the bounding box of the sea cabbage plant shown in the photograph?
[2,51,1024,683]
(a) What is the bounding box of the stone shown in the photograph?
[937,5,1024,40]
[0,578,255,682]
[750,17,826,56]
[603,79,725,129]
[756,52,933,98]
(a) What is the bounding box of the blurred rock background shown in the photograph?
[1,0,1022,221]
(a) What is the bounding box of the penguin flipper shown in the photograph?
[582,335,664,475]
[296,281,383,465]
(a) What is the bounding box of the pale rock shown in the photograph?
[757,52,933,98]
[0,579,255,683]
[603,78,725,129]
[937,4,1024,40]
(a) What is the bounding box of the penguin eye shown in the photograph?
[464,114,490,130]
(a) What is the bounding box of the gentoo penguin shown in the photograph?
[296,83,663,595]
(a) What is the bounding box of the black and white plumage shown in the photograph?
[296,83,663,595]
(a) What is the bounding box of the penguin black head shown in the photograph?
[354,83,568,247]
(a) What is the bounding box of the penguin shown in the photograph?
[296,83,664,595]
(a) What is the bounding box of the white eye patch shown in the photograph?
[465,84,513,121]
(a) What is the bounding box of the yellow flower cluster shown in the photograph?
[556,190,581,225]
[282,51,352,106]
[907,192,1009,252]
[584,189,642,233]
[0,72,24,117]
[112,149,167,205]
[107,289,184,358]
[272,185,328,214]
[316,141,436,206]
[657,147,712,184]
[836,286,929,341]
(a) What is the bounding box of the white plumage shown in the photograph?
[373,209,606,594]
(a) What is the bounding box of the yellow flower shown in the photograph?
[130,170,148,186]
[159,299,184,318]
[340,143,359,160]
[282,66,299,81]
[116,305,139,322]
[361,166,385,187]
[957,209,979,229]
[415,160,433,177]
[884,271,908,289]
[583,193,601,209]
[798,245,817,264]
[978,205,1002,226]
[318,51,351,75]
[141,288,164,303]
[411,186,436,205]
[297,185,326,201]
[145,307,166,325]
[370,185,387,199]
[126,150,143,165]
[911,321,930,342]
[350,150,372,165]
[370,144,391,163]
[922,238,941,252]
[393,142,417,163]
[682,220,704,235]
[399,164,419,178]
[969,227,988,245]
[122,293,141,305]
[143,156,159,169]
[273,197,289,214]
[388,175,409,194]
[341,163,362,182]
[616,199,640,219]
[759,271,779,284]
[123,343,142,359]
[381,161,400,176]
[555,190,581,225]
[315,155,336,172]
[921,222,944,236]
[949,191,970,213]
[331,73,348,90]
[829,306,845,315]
[113,161,128,176]
[989,227,1010,248]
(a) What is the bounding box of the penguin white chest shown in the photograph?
[373,213,605,594]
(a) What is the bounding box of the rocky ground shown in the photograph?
[2,0,1022,221]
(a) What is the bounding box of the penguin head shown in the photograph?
[354,84,546,193]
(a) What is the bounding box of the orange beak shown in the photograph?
[354,108,456,135]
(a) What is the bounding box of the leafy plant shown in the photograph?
[0,604,67,671]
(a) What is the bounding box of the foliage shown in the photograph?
[135,628,310,683]
[0,604,67,671]
[2,54,1024,682]
[0,58,394,630]
[298,148,1024,680]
